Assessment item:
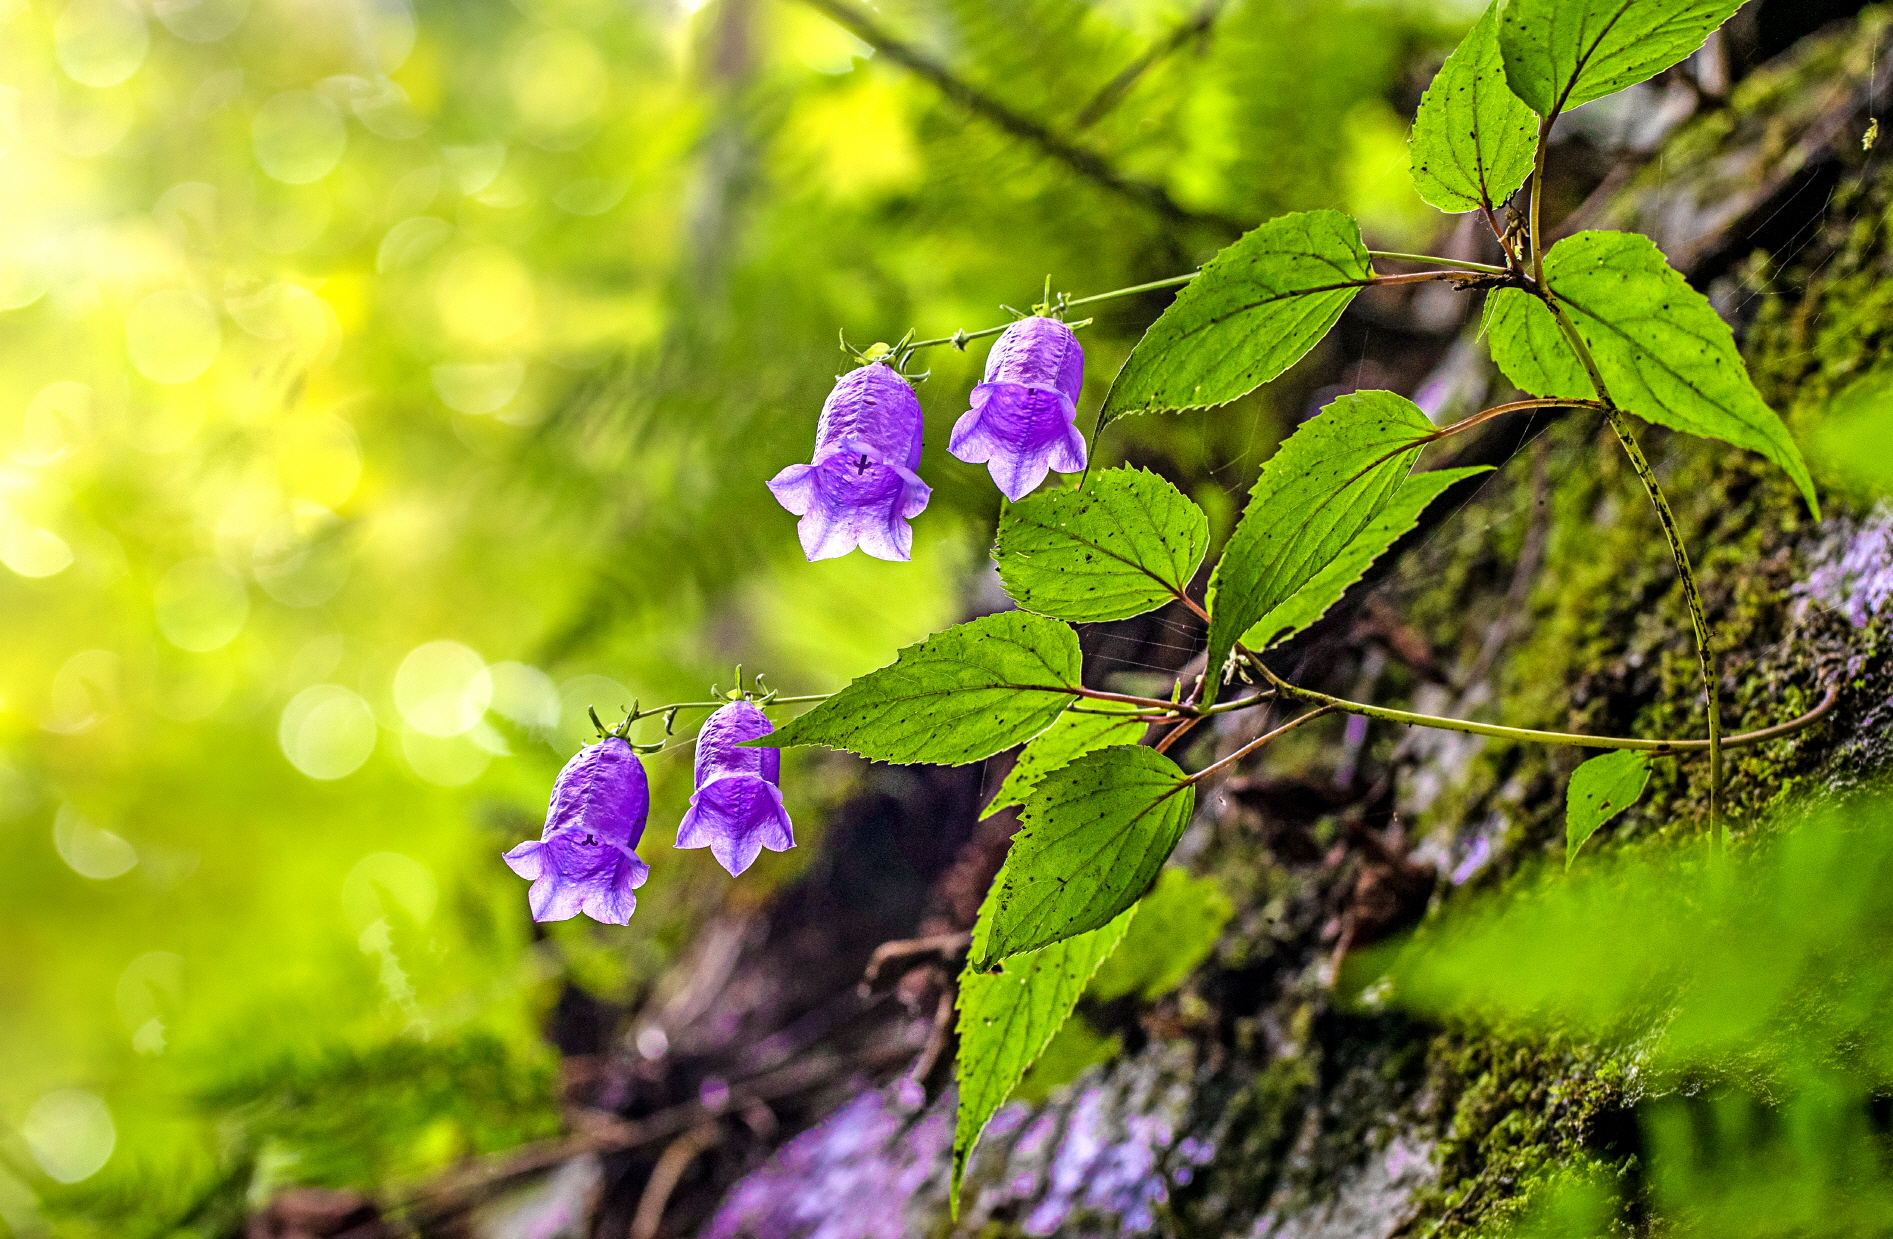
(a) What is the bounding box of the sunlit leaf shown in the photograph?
[981,708,1147,820]
[1498,0,1744,116]
[1205,390,1434,700]
[755,611,1081,765]
[1483,286,1592,399]
[1539,231,1817,515]
[1408,2,1539,213]
[1240,465,1493,650]
[1089,868,1233,1001]
[1565,749,1652,865]
[994,466,1210,622]
[952,905,1134,1210]
[972,746,1194,969]
[1099,210,1371,423]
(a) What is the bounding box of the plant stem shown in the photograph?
[903,265,1482,355]
[1543,299,1727,850]
[1368,251,1510,275]
[1253,666,1833,756]
[1605,410,1726,846]
[1064,272,1199,307]
[1187,706,1339,783]
[1072,685,1199,714]
[1426,397,1604,442]
[1530,114,1552,285]
[639,694,829,713]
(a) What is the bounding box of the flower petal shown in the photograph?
[949,383,1086,501]
[814,363,925,471]
[513,827,649,925]
[694,700,774,785]
[545,737,650,850]
[502,838,545,881]
[788,453,927,562]
[983,317,1084,402]
[676,776,795,877]
[767,462,820,517]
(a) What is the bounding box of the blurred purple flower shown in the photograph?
[949,316,1087,501]
[503,736,650,924]
[768,363,931,562]
[676,700,794,876]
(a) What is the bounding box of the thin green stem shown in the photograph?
[1254,668,1833,756]
[1201,691,1273,716]
[1530,114,1552,284]
[1064,271,1199,308]
[1368,250,1510,275]
[634,694,830,714]
[903,323,1012,352]
[904,266,1478,356]
[1542,298,1726,850]
[1605,410,1726,847]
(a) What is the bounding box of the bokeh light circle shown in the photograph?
[53,805,138,880]
[23,1090,116,1183]
[54,0,148,87]
[279,685,377,780]
[152,0,250,42]
[252,91,346,184]
[394,641,492,737]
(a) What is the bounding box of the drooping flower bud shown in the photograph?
[768,362,932,562]
[503,736,650,924]
[948,316,1087,502]
[675,699,794,876]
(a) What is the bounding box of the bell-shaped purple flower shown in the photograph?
[949,316,1087,502]
[503,736,650,924]
[768,363,931,562]
[676,700,794,876]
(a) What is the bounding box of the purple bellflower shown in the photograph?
[768,362,931,562]
[676,700,795,876]
[949,316,1087,501]
[503,736,650,925]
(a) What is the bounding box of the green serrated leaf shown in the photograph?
[1099,210,1371,424]
[981,708,1146,821]
[1483,286,1593,400]
[1542,231,1817,515]
[1498,0,1743,117]
[973,746,1194,969]
[1565,749,1652,865]
[1089,868,1233,1002]
[1239,465,1494,650]
[756,611,1080,765]
[995,466,1209,622]
[1409,2,1539,213]
[952,906,1134,1211]
[1204,390,1434,702]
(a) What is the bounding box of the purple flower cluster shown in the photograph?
[504,701,795,925]
[768,318,1088,559]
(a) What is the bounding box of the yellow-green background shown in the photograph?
[0,0,1467,1230]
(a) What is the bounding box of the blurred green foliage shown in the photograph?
[1377,798,1893,1235]
[0,0,1466,1230]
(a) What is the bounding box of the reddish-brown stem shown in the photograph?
[1187,705,1339,783]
